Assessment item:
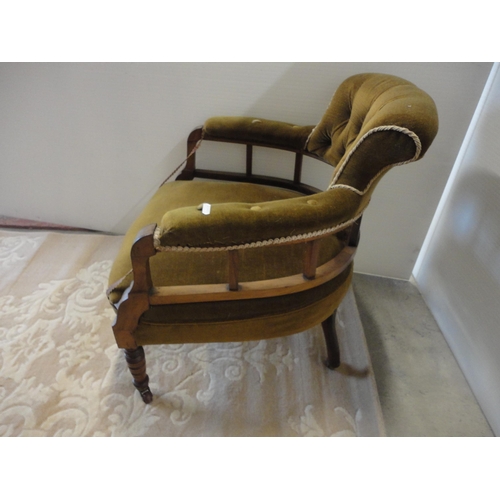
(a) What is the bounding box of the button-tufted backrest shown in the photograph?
[306,73,439,194]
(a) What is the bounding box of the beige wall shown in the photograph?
[0,62,492,278]
[414,63,500,435]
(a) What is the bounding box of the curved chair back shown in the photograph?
[307,73,439,195]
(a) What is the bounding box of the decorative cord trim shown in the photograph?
[153,211,364,253]
[327,125,422,192]
[327,183,365,196]
[159,133,205,187]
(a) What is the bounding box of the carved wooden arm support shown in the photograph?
[112,224,156,349]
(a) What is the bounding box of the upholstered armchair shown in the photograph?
[107,73,438,403]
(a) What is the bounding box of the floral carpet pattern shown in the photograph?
[0,230,384,437]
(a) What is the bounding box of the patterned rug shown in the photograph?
[0,229,385,436]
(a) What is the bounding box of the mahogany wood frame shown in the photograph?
[176,126,327,195]
[113,126,362,403]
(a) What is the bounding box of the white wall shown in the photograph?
[0,62,492,278]
[414,63,500,435]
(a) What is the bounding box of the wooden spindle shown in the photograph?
[293,153,303,184]
[246,145,253,176]
[228,249,240,291]
[303,239,321,280]
[348,216,362,247]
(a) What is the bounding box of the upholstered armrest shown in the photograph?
[154,187,365,251]
[203,116,315,151]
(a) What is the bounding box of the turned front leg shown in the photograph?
[124,346,153,404]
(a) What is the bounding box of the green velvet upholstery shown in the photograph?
[307,73,438,192]
[307,74,437,163]
[203,116,314,150]
[108,181,349,345]
[155,183,364,250]
[108,181,344,305]
[108,72,438,349]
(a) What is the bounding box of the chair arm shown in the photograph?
[203,116,315,151]
[154,187,364,251]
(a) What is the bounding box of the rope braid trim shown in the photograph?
[159,132,205,187]
[327,125,422,194]
[153,211,364,253]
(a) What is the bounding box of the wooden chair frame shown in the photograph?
[112,127,362,403]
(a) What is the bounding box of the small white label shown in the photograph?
[201,203,211,215]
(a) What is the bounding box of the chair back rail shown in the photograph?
[176,126,325,195]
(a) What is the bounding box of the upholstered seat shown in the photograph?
[108,181,349,345]
[108,73,439,403]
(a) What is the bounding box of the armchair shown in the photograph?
[107,73,438,403]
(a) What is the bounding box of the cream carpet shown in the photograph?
[0,229,385,437]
